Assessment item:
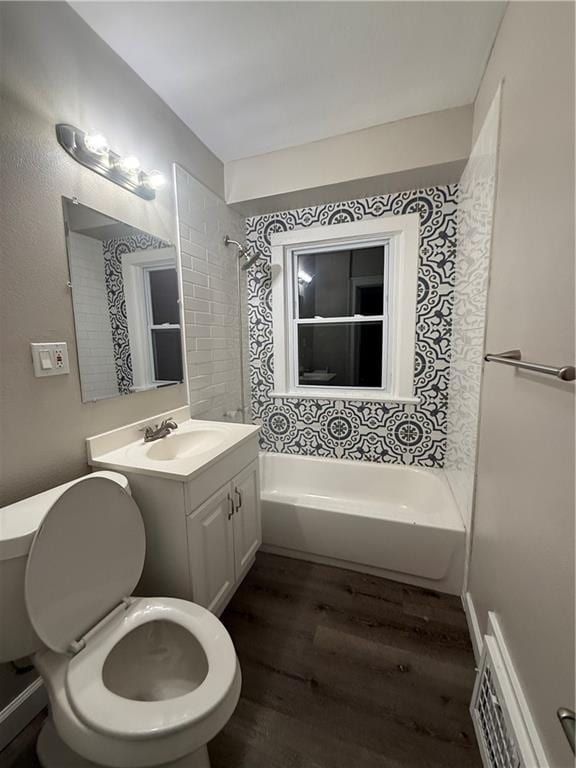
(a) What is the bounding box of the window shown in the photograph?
[122,248,184,391]
[144,267,183,384]
[270,215,420,403]
[295,244,388,389]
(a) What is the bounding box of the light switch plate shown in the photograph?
[31,342,70,377]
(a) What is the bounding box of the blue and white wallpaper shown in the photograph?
[245,185,458,466]
[103,233,169,394]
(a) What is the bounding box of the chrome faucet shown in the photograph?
[140,418,178,443]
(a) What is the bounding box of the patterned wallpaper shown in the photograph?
[103,233,169,394]
[245,185,458,466]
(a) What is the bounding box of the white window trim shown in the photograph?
[122,247,180,391]
[270,215,420,404]
[143,265,182,386]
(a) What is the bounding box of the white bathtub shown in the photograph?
[259,453,465,595]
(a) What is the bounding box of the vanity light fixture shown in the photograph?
[56,124,166,201]
[116,155,141,175]
[143,170,166,190]
[83,132,109,156]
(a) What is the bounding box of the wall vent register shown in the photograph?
[474,661,522,768]
[471,618,545,768]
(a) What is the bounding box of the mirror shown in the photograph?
[63,198,183,402]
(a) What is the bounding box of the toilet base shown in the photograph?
[37,718,211,768]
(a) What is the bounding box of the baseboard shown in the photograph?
[0,677,46,752]
[462,590,483,664]
[486,612,549,766]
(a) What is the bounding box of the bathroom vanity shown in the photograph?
[87,408,261,616]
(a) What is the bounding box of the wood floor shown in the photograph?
[0,553,482,768]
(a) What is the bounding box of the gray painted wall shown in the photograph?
[467,3,575,764]
[0,2,223,506]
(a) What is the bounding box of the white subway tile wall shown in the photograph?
[445,87,501,528]
[175,166,251,421]
[68,231,118,401]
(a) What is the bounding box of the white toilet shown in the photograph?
[0,473,241,768]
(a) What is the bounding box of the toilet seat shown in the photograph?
[24,476,242,768]
[25,477,146,654]
[24,476,239,742]
[65,596,238,739]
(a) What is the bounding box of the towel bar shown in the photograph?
[558,708,575,755]
[484,350,575,381]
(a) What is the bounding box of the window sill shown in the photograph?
[271,390,420,405]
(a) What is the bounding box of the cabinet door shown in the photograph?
[232,460,261,579]
[186,485,235,615]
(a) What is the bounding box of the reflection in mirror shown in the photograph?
[296,245,386,387]
[298,322,383,388]
[63,198,183,402]
[297,246,385,319]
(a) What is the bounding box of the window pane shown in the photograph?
[297,322,383,388]
[149,269,180,325]
[151,329,183,382]
[297,246,385,319]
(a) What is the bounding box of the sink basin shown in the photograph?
[88,414,261,481]
[140,429,226,461]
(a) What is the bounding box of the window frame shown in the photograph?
[143,266,182,385]
[121,247,182,391]
[270,215,420,403]
[292,238,391,393]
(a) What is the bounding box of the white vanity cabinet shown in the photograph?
[231,461,261,575]
[87,413,261,616]
[187,460,260,615]
[110,431,261,616]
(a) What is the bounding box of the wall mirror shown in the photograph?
[63,198,183,402]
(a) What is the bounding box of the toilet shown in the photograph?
[0,474,241,768]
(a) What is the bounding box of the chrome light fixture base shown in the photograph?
[56,124,158,201]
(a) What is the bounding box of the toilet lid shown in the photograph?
[25,477,145,654]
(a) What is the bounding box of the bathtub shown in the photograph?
[259,453,465,595]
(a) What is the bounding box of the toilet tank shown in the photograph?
[0,472,130,662]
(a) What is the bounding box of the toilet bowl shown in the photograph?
[3,475,241,768]
[33,597,241,768]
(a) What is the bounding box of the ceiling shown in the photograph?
[71,1,505,163]
[66,201,171,243]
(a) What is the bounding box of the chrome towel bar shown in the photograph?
[484,350,575,381]
[558,708,575,755]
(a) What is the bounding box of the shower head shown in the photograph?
[241,252,260,271]
[224,235,261,271]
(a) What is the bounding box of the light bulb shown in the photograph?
[83,132,109,156]
[298,270,313,284]
[143,170,166,190]
[117,155,140,174]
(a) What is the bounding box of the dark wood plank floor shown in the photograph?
[0,711,44,768]
[0,553,481,768]
[211,553,481,768]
